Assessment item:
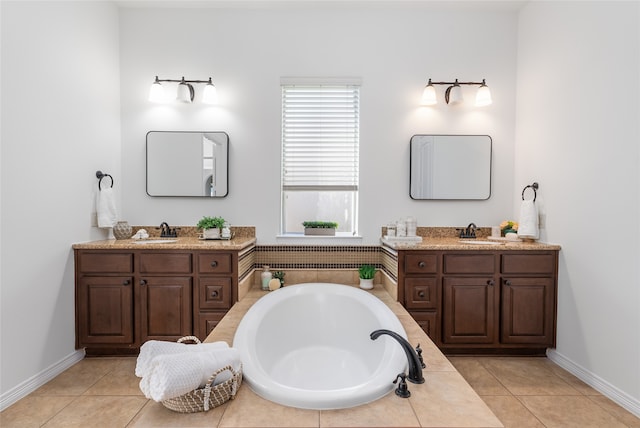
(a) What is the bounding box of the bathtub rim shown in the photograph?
[233,282,408,410]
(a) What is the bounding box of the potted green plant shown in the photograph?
[358,264,376,290]
[273,271,285,288]
[302,221,338,236]
[197,216,226,239]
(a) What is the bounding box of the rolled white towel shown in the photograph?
[142,348,241,402]
[135,340,229,378]
[517,200,539,240]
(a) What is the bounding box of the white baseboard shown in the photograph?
[0,349,85,411]
[547,349,640,418]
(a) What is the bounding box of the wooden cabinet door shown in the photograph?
[501,277,555,345]
[442,276,497,344]
[140,276,192,342]
[77,276,134,344]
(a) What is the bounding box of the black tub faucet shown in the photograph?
[370,329,425,384]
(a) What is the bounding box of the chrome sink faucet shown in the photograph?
[370,329,425,384]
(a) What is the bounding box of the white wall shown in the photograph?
[0,1,121,402]
[516,1,640,411]
[119,5,518,244]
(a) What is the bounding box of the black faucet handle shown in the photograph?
[393,372,411,398]
[415,344,426,368]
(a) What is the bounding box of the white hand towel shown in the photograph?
[96,187,118,228]
[142,348,241,401]
[135,340,229,378]
[517,200,539,240]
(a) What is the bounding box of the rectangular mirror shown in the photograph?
[146,131,229,197]
[410,135,491,200]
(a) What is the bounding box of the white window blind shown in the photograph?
[282,84,360,191]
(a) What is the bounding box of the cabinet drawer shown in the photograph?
[502,253,556,274]
[198,253,233,274]
[443,254,495,274]
[139,253,193,274]
[198,277,232,310]
[78,252,133,273]
[405,277,438,309]
[404,253,438,274]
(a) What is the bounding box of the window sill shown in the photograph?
[276,233,363,245]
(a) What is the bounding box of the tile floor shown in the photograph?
[1,356,638,427]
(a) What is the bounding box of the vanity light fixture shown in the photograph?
[148,76,218,104]
[421,78,492,107]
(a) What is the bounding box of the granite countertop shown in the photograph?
[202,284,503,427]
[381,236,561,251]
[72,236,256,251]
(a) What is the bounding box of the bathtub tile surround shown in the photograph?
[204,283,502,427]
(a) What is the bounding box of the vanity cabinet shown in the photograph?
[75,248,241,355]
[399,249,558,355]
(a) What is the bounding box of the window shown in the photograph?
[281,80,360,235]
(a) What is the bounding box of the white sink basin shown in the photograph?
[133,239,177,244]
[458,240,503,245]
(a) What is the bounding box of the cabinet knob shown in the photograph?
[122,280,130,286]
[487,279,495,286]
[140,279,147,286]
[418,261,426,268]
[505,280,511,286]
[418,291,425,298]
[210,261,218,268]
[211,290,219,298]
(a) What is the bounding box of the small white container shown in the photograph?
[396,220,407,237]
[406,217,417,237]
[261,266,272,291]
[491,226,501,238]
[386,222,396,237]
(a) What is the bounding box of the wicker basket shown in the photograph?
[160,336,243,413]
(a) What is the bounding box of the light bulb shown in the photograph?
[148,77,166,103]
[421,81,437,105]
[475,80,492,107]
[202,78,218,105]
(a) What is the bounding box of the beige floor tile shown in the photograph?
[320,392,420,427]
[481,395,545,428]
[408,371,503,427]
[587,395,640,427]
[539,359,602,396]
[218,385,319,427]
[82,357,143,396]
[33,358,120,396]
[480,357,580,396]
[449,357,511,396]
[0,395,76,428]
[128,399,226,427]
[42,395,147,428]
[519,395,628,428]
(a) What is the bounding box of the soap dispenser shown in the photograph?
[261,266,272,291]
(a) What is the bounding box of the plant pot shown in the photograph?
[202,228,220,239]
[359,278,374,290]
[304,227,336,236]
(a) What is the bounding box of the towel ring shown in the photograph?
[522,182,538,202]
[96,170,114,190]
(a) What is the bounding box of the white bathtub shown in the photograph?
[233,283,408,410]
